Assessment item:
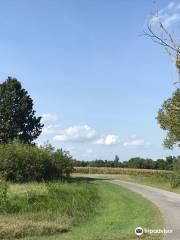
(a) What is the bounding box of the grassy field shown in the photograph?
[1,178,99,239]
[1,178,163,240]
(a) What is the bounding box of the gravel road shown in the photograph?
[109,179,180,240]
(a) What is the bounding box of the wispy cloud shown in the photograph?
[123,139,145,147]
[42,113,61,123]
[42,125,60,135]
[162,13,180,27]
[123,138,150,148]
[41,113,62,135]
[150,1,180,27]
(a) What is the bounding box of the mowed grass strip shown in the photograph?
[23,180,164,240]
[0,179,100,239]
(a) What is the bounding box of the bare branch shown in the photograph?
[144,24,178,54]
[144,12,180,84]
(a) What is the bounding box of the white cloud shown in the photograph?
[53,125,97,142]
[163,13,180,27]
[123,137,151,148]
[42,120,121,146]
[42,113,61,123]
[42,125,60,135]
[150,2,180,27]
[123,139,146,147]
[53,124,120,145]
[95,134,119,145]
[151,12,180,28]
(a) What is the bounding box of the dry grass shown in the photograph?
[0,214,70,239]
[73,167,172,176]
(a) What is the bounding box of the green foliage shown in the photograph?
[0,77,43,144]
[0,141,73,182]
[170,157,180,188]
[3,181,99,219]
[18,181,163,240]
[73,156,177,170]
[126,157,154,169]
[170,173,180,188]
[0,173,8,211]
[157,88,180,149]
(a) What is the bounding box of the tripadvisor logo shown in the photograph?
[135,227,143,236]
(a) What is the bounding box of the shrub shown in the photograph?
[170,173,180,188]
[0,141,73,182]
[170,158,180,188]
[0,173,8,212]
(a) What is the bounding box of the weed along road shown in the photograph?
[110,179,180,240]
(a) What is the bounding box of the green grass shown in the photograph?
[0,179,100,239]
[21,180,163,240]
[0,178,164,240]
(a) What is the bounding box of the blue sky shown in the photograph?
[0,0,179,160]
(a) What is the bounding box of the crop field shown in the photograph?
[73,166,172,176]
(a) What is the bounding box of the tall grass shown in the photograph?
[21,181,164,240]
[0,180,100,239]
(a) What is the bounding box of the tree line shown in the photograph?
[73,155,179,170]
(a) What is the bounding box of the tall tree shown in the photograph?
[0,77,44,144]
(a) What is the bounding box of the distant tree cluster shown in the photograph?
[73,155,179,170]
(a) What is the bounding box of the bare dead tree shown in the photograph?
[144,12,180,84]
[144,12,180,111]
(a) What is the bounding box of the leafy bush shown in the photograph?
[170,158,180,188]
[0,173,8,211]
[170,173,180,188]
[0,141,73,182]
